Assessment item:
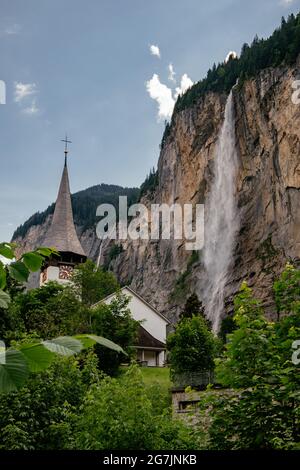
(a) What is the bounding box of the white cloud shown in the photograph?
[168,63,176,82]
[4,23,21,35]
[175,73,193,98]
[280,0,295,4]
[22,99,39,115]
[225,50,238,63]
[150,44,161,58]
[0,23,21,36]
[146,74,175,120]
[14,82,37,102]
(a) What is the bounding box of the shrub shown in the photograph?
[197,272,300,450]
[72,365,199,450]
[91,292,139,376]
[167,315,216,377]
[0,352,100,450]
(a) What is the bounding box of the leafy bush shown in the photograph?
[72,365,199,450]
[197,268,300,450]
[91,292,139,376]
[0,352,100,450]
[167,315,216,377]
[72,259,119,307]
[5,281,89,342]
[274,262,300,318]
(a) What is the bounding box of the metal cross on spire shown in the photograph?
[61,134,72,165]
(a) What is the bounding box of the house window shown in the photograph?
[178,400,200,411]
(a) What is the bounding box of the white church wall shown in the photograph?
[47,266,59,281]
[40,266,72,286]
[144,350,156,367]
[103,287,168,344]
[158,350,165,367]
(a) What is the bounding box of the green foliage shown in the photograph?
[0,353,100,450]
[91,292,139,376]
[72,365,198,450]
[4,281,88,341]
[0,246,130,385]
[180,292,204,320]
[0,243,57,309]
[218,315,237,343]
[0,334,125,394]
[215,282,272,388]
[138,366,171,388]
[12,184,140,239]
[0,290,10,309]
[172,252,200,300]
[167,315,216,377]
[139,368,172,414]
[0,245,58,343]
[198,269,300,449]
[72,259,119,307]
[255,235,279,273]
[161,13,300,149]
[274,262,300,318]
[172,269,190,298]
[108,243,124,263]
[139,167,158,199]
[188,250,200,266]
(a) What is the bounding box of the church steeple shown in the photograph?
[40,138,86,285]
[61,134,72,167]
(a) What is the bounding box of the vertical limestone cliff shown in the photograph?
[111,61,300,323]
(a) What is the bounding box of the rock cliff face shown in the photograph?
[13,62,300,323]
[111,61,300,323]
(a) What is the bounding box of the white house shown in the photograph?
[99,286,170,367]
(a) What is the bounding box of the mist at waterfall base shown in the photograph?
[202,90,239,333]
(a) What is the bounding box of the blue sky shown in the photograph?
[0,0,299,241]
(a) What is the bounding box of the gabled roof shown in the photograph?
[93,285,170,324]
[134,325,166,349]
[43,160,86,257]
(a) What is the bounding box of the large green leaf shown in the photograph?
[36,247,55,257]
[22,253,44,272]
[0,349,29,393]
[0,242,15,260]
[19,343,55,372]
[0,264,6,289]
[74,335,96,349]
[0,290,10,309]
[8,261,30,283]
[86,334,127,355]
[42,336,83,356]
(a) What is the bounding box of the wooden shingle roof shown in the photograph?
[134,325,166,350]
[43,161,86,256]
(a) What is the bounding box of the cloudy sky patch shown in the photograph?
[149,44,161,58]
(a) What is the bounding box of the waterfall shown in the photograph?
[203,89,239,333]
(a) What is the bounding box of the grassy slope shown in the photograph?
[120,366,171,387]
[139,367,171,387]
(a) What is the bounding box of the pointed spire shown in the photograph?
[43,149,86,257]
[61,134,72,167]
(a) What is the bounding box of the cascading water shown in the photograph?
[203,89,239,333]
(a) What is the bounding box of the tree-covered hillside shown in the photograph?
[12,184,140,240]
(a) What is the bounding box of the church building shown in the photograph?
[40,138,86,286]
[97,286,169,367]
[41,139,169,367]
